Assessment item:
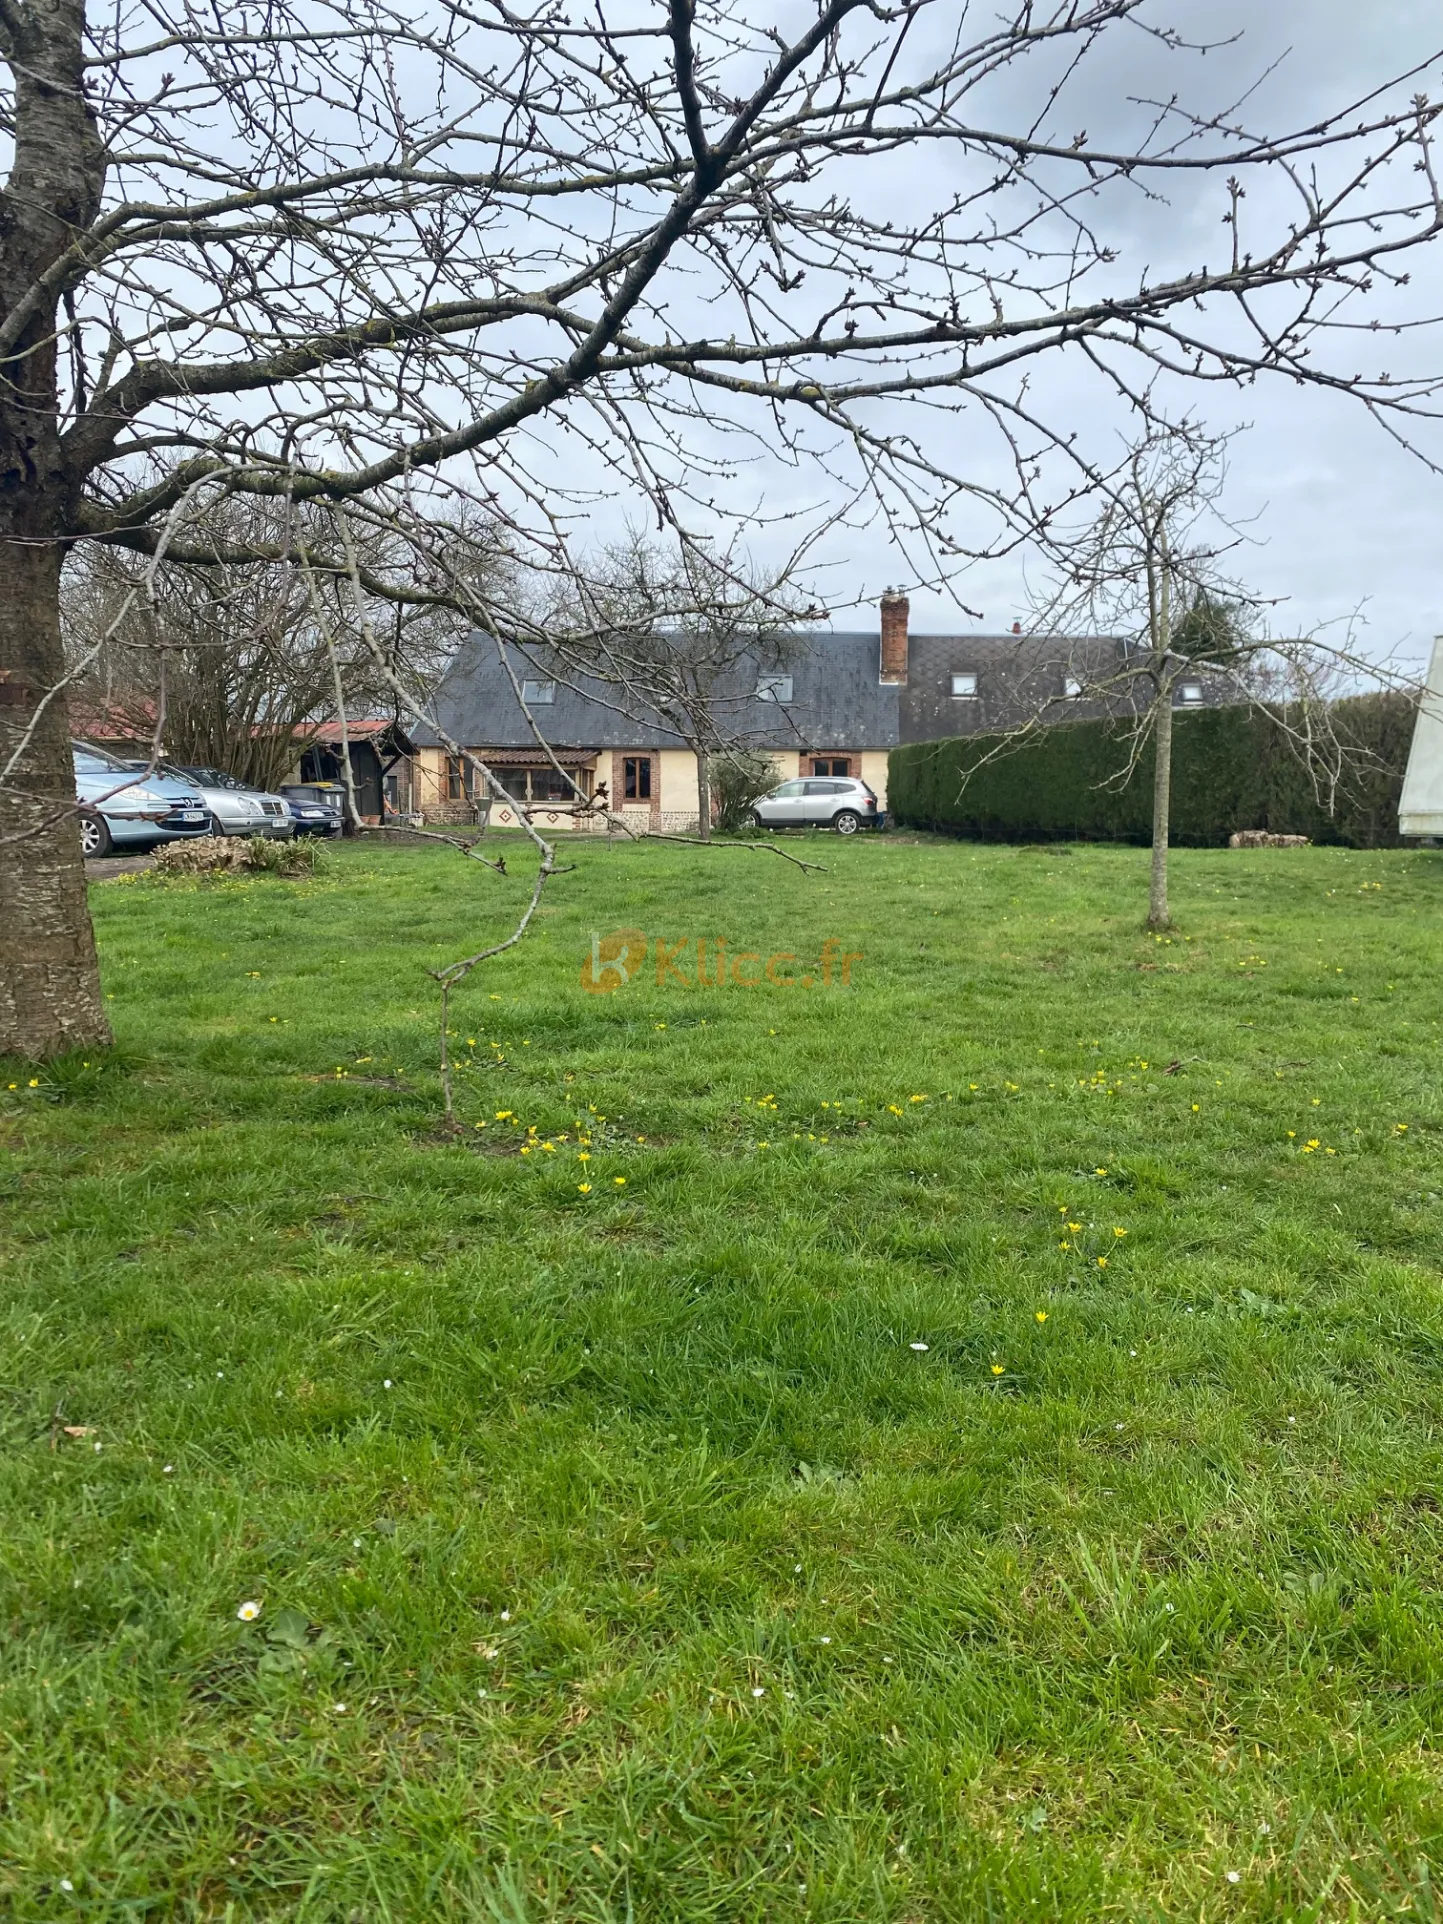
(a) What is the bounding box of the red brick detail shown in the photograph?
[880,591,909,683]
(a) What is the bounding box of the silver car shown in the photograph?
[750,775,883,835]
[164,764,295,839]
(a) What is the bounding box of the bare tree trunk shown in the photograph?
[694,745,712,842]
[1147,686,1173,933]
[0,523,112,1056]
[0,0,111,1056]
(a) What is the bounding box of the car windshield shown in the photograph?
[73,743,128,771]
[175,766,245,789]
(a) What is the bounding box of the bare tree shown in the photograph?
[61,499,480,788]
[978,425,1412,928]
[1025,428,1257,929]
[546,536,817,840]
[3,0,1443,1053]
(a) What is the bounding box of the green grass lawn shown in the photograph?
[3,833,1442,1920]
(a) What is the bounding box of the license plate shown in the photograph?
[179,811,204,822]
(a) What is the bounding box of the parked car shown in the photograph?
[280,783,345,837]
[749,775,884,836]
[161,764,294,839]
[73,744,211,858]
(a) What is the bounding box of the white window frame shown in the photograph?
[756,674,794,703]
[1178,682,1204,705]
[520,679,556,705]
[1063,675,1084,699]
[950,672,978,698]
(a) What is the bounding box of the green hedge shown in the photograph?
[887,693,1417,848]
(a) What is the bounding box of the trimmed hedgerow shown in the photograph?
[887,692,1417,848]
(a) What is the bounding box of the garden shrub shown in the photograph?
[151,835,323,877]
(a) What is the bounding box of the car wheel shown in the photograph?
[748,809,767,831]
[833,809,861,836]
[79,811,112,859]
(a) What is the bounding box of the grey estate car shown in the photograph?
[159,764,295,838]
[750,775,884,835]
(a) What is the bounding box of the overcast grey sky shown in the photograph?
[539,0,1443,666]
[836,0,1443,663]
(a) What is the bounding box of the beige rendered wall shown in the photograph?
[652,747,700,832]
[859,750,891,810]
[413,742,891,830]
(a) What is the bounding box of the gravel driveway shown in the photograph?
[86,853,157,882]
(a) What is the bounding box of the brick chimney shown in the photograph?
[880,587,909,684]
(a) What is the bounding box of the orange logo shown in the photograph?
[580,927,648,994]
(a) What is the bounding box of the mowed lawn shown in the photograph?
[3,834,1442,1921]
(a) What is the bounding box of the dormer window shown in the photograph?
[521,679,555,705]
[950,672,978,698]
[756,674,793,703]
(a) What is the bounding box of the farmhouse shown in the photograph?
[411,594,1224,831]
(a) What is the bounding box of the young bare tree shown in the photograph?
[988,426,1413,929]
[1024,430,1258,929]
[3,0,1443,1053]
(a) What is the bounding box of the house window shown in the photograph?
[623,755,652,801]
[1179,682,1204,704]
[495,766,586,804]
[811,758,851,777]
[530,765,575,801]
[445,754,474,801]
[756,674,793,703]
[950,672,978,698]
[520,679,555,705]
[1063,675,1084,698]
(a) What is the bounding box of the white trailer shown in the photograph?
[1400,636,1443,839]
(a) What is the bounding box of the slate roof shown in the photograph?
[413,630,901,752]
[414,625,1232,754]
